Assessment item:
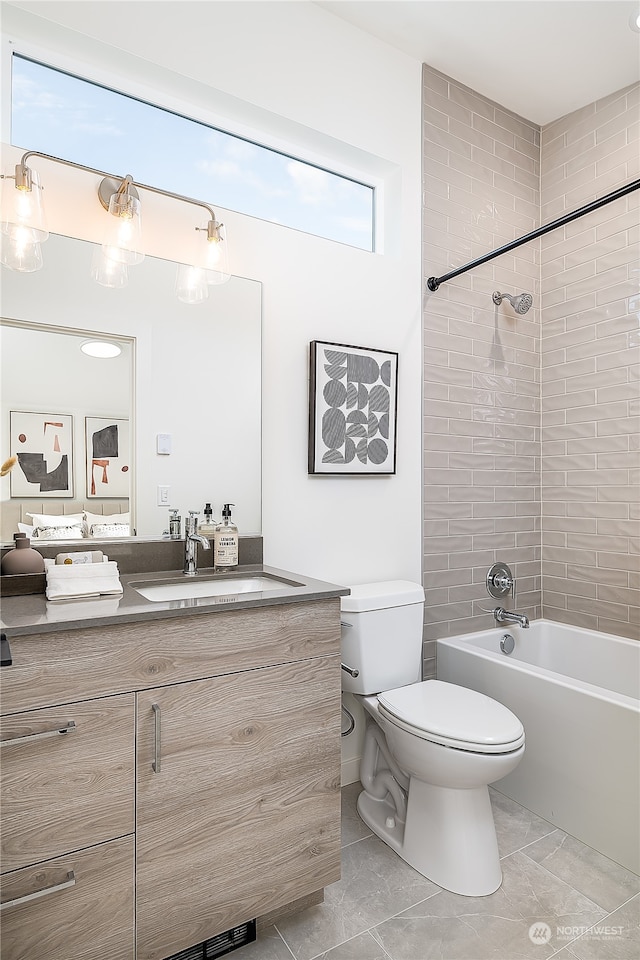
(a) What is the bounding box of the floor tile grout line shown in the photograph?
[272,921,302,960]
[518,848,638,914]
[497,825,558,860]
[543,890,640,959]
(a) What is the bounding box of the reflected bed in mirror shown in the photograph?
[0,232,262,546]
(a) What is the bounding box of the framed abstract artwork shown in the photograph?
[9,411,74,498]
[85,417,130,498]
[308,340,398,475]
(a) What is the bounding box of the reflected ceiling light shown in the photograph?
[81,339,122,358]
[0,150,231,300]
[630,8,640,31]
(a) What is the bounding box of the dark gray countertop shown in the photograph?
[0,565,350,637]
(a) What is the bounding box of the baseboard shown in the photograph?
[341,756,361,786]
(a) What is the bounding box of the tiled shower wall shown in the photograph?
[422,64,640,670]
[540,83,640,640]
[421,64,542,676]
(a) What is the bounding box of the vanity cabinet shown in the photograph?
[0,598,342,960]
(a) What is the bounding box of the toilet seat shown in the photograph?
[377,680,525,754]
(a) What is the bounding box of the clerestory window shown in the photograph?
[9,53,375,251]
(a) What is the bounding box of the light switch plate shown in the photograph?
[157,485,170,506]
[157,433,171,455]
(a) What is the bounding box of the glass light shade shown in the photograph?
[101,191,144,265]
[192,220,231,285]
[0,230,43,272]
[175,264,209,304]
[91,247,129,288]
[1,166,48,243]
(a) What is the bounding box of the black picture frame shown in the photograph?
[308,340,398,475]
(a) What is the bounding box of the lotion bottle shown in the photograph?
[214,503,238,571]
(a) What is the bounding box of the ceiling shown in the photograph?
[316,1,640,125]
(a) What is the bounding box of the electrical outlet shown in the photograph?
[157,485,170,506]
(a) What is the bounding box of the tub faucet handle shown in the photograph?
[486,561,516,601]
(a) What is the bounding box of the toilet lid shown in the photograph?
[377,680,524,754]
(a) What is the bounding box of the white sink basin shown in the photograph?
[132,575,300,603]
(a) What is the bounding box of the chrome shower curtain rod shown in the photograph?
[426,177,640,292]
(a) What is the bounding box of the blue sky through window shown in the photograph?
[11,55,374,251]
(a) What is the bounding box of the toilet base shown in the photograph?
[358,778,502,896]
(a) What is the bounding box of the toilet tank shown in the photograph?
[340,580,425,695]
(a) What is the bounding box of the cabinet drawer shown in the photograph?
[1,599,341,713]
[1,694,135,872]
[0,835,134,960]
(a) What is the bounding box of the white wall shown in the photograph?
[2,1,423,589]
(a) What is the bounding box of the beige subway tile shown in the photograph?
[543,605,599,629]
[598,383,640,405]
[543,422,596,441]
[569,434,629,455]
[568,469,629,487]
[599,618,640,639]
[567,562,629,586]
[597,416,640,436]
[597,583,640,607]
[545,516,597,534]
[544,485,598,501]
[425,502,472,521]
[566,400,628,423]
[597,551,640,571]
[569,594,630,621]
[543,390,597,413]
[425,568,473,588]
[425,434,473,453]
[567,501,629,519]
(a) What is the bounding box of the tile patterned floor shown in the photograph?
[235,783,640,960]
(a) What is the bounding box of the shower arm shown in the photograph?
[426,177,640,292]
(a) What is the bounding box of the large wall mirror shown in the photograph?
[1,233,262,544]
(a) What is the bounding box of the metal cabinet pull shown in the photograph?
[1,721,76,748]
[152,703,161,773]
[0,870,76,911]
[1,633,12,667]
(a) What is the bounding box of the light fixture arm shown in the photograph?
[16,149,220,225]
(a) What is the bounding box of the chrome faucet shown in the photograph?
[493,606,529,629]
[183,511,211,576]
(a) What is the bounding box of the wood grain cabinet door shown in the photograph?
[0,694,135,873]
[136,655,341,960]
[0,835,134,960]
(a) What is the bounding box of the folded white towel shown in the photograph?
[44,558,123,601]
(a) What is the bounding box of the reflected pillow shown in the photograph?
[86,522,130,538]
[27,512,84,529]
[84,511,130,526]
[32,524,85,540]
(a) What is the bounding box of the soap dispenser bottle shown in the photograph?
[214,503,238,572]
[199,503,217,537]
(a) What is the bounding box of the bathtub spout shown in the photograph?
[493,606,529,628]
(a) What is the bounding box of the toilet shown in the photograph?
[341,580,525,896]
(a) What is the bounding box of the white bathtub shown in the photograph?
[436,619,640,875]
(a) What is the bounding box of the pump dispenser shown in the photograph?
[199,503,217,537]
[214,503,238,571]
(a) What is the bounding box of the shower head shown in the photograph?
[492,291,533,315]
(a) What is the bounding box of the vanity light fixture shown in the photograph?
[0,163,48,273]
[0,150,231,300]
[80,339,123,359]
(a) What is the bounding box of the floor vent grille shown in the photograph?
[165,921,257,960]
